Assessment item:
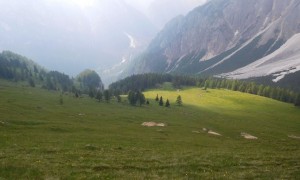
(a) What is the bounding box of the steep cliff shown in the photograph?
[126,0,300,84]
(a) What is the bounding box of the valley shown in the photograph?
[1,0,300,178]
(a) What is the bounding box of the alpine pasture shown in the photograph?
[1,81,300,179]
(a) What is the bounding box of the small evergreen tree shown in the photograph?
[146,100,150,105]
[138,93,146,106]
[89,89,95,98]
[116,95,122,103]
[59,94,63,105]
[104,90,111,102]
[96,91,103,102]
[165,99,170,107]
[159,96,164,106]
[28,78,35,87]
[295,94,300,106]
[128,91,146,106]
[155,94,159,101]
[128,91,137,105]
[176,95,182,106]
[75,92,79,98]
[257,85,264,96]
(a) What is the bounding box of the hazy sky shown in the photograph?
[47,0,207,15]
[124,0,155,11]
[0,0,208,84]
[45,0,155,9]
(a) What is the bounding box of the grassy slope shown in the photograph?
[0,81,300,179]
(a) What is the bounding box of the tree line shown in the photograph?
[202,78,300,106]
[109,73,300,106]
[154,94,182,107]
[0,51,75,91]
[1,51,299,106]
[109,73,197,92]
[0,51,104,95]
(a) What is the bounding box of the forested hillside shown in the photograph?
[0,51,103,93]
[109,73,300,106]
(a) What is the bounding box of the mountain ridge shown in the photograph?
[124,0,300,86]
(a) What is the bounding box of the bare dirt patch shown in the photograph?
[192,131,201,134]
[0,121,7,126]
[208,130,222,136]
[241,132,258,140]
[288,135,300,139]
[142,122,166,127]
[199,128,222,136]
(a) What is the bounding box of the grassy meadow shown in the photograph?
[0,80,300,179]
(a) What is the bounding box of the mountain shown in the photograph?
[146,0,208,29]
[0,0,156,82]
[126,0,300,88]
[220,33,300,82]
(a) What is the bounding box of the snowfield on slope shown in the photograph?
[219,33,300,82]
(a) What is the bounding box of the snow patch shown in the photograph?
[220,33,300,81]
[234,30,239,36]
[262,17,269,28]
[124,32,137,49]
[121,57,127,64]
[272,66,300,82]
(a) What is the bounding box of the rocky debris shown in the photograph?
[142,122,166,127]
[241,132,258,140]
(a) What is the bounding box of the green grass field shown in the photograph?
[1,80,300,179]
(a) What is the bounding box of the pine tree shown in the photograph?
[96,91,103,102]
[165,99,170,107]
[159,96,164,106]
[104,90,111,102]
[28,78,35,87]
[116,95,122,103]
[176,95,182,106]
[257,85,264,96]
[138,92,146,106]
[294,94,300,106]
[59,94,63,105]
[89,89,95,98]
[75,92,79,98]
[231,80,238,91]
[128,91,136,105]
[155,94,159,101]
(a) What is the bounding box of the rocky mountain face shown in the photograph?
[126,0,300,86]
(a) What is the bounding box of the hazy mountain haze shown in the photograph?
[0,0,207,85]
[0,0,156,76]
